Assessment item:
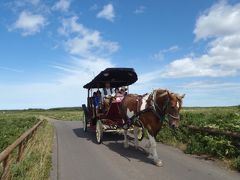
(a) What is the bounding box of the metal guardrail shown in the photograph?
[0,118,44,179]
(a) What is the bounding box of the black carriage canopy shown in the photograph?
[83,68,138,89]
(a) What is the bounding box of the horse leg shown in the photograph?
[133,126,139,149]
[144,141,151,155]
[123,129,129,148]
[147,131,163,167]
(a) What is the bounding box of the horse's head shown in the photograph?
[166,91,185,129]
[154,89,185,129]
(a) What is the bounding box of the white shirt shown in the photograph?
[102,88,112,96]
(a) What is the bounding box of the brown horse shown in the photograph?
[121,89,185,166]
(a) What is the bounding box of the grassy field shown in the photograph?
[156,106,240,171]
[0,108,82,152]
[1,106,239,173]
[0,113,38,152]
[0,107,82,179]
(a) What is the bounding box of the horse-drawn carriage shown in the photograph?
[82,67,185,166]
[82,68,144,144]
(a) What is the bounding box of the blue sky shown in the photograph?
[0,0,240,109]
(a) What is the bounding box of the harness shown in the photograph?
[151,90,169,122]
[128,90,169,126]
[123,89,181,131]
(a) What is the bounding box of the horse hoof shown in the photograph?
[154,160,163,167]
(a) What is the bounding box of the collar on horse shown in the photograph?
[129,90,169,124]
[130,89,180,125]
[150,89,169,122]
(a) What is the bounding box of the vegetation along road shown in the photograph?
[1,107,239,179]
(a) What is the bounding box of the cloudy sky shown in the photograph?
[0,0,240,109]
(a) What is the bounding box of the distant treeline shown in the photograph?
[0,107,82,112]
[48,107,82,111]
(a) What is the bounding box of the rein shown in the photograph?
[126,90,180,128]
[129,90,168,124]
[150,90,168,122]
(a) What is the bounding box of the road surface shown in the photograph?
[51,120,239,180]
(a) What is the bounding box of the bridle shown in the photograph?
[150,89,180,121]
[125,89,181,127]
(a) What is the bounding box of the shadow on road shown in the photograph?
[105,142,153,165]
[73,128,124,144]
[72,127,154,166]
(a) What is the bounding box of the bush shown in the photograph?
[155,106,240,171]
[232,156,240,171]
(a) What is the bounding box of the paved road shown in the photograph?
[51,120,239,180]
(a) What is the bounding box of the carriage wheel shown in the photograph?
[137,127,144,141]
[96,120,103,144]
[83,114,87,132]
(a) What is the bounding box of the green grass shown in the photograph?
[156,106,240,171]
[0,113,38,152]
[0,108,82,179]
[0,107,83,121]
[0,108,82,152]
[11,121,53,180]
[181,106,240,132]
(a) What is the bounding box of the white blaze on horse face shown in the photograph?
[126,108,134,118]
[140,94,150,111]
[177,101,180,109]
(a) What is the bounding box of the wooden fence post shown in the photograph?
[1,155,11,180]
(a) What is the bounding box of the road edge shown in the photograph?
[49,120,59,180]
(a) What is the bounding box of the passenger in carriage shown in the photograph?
[102,82,112,97]
[102,82,113,112]
[92,92,97,118]
[120,86,128,96]
[114,88,124,102]
[92,90,102,118]
[94,91,101,108]
[95,90,102,114]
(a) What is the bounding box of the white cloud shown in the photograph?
[134,6,146,14]
[153,45,179,61]
[0,66,23,73]
[140,1,240,80]
[12,11,46,36]
[58,16,119,57]
[194,1,240,41]
[178,81,240,106]
[28,0,40,5]
[180,81,240,91]
[31,15,118,109]
[52,0,71,12]
[97,4,115,22]
[58,16,89,36]
[0,82,84,109]
[55,56,114,85]
[138,70,162,84]
[0,56,115,109]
